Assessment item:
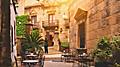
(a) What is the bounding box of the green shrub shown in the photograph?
[61,41,69,48]
[111,36,120,65]
[92,37,112,62]
[92,36,120,66]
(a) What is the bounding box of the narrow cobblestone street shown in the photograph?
[0,0,120,66]
[43,47,73,67]
[44,61,73,67]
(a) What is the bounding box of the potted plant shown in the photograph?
[21,29,44,55]
[61,41,69,52]
[111,36,120,66]
[92,37,113,67]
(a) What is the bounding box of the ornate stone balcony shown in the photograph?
[42,20,59,30]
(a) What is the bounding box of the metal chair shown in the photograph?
[39,56,45,67]
[14,56,18,67]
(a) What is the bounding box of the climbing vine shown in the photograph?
[16,15,28,36]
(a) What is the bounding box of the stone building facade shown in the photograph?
[17,0,72,50]
[69,0,120,52]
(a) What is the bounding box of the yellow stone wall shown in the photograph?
[69,0,120,52]
[17,0,25,15]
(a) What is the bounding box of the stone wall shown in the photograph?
[69,0,120,52]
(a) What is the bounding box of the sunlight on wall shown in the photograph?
[25,0,38,6]
[69,0,91,11]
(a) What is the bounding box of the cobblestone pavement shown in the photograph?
[44,61,73,67]
[43,47,62,55]
[16,47,94,67]
[16,59,73,67]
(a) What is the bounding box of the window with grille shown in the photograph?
[31,15,37,24]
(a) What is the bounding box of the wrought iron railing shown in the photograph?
[42,20,59,27]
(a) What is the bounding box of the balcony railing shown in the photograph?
[42,20,59,30]
[42,20,59,27]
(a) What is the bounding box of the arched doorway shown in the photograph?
[46,32,54,46]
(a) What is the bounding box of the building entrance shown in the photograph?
[79,22,85,48]
[46,32,54,46]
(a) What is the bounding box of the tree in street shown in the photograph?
[0,0,12,67]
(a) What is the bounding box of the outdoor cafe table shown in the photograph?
[61,53,74,62]
[26,54,38,59]
[22,60,39,67]
[26,54,37,57]
[73,55,92,67]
